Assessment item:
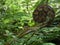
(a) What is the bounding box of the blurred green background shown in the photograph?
[0,0,60,45]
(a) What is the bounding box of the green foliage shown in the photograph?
[0,0,60,45]
[42,43,56,45]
